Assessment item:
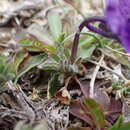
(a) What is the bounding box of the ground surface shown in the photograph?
[0,0,130,130]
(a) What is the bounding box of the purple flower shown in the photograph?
[70,0,130,62]
[105,0,130,52]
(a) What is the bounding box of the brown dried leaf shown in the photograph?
[55,87,71,105]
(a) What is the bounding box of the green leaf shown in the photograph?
[15,122,33,130]
[27,23,53,45]
[67,126,90,130]
[19,38,55,53]
[56,44,67,60]
[109,115,123,130]
[38,57,59,71]
[57,33,65,42]
[78,45,96,59]
[47,13,62,41]
[64,48,70,59]
[118,123,130,130]
[109,115,130,130]
[113,53,130,69]
[49,73,61,96]
[77,32,99,59]
[51,54,61,62]
[83,98,105,130]
[13,50,27,73]
[0,54,16,87]
[21,126,32,130]
[15,53,47,84]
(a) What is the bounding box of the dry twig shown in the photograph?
[89,54,104,98]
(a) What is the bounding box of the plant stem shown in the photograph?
[70,16,108,63]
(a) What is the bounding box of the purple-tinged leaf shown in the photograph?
[69,100,93,126]
[67,126,91,130]
[105,97,122,124]
[83,98,105,130]
[70,98,106,129]
[94,89,110,111]
[75,79,110,111]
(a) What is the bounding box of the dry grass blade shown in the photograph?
[89,54,104,98]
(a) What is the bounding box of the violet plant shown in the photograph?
[70,0,130,63]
